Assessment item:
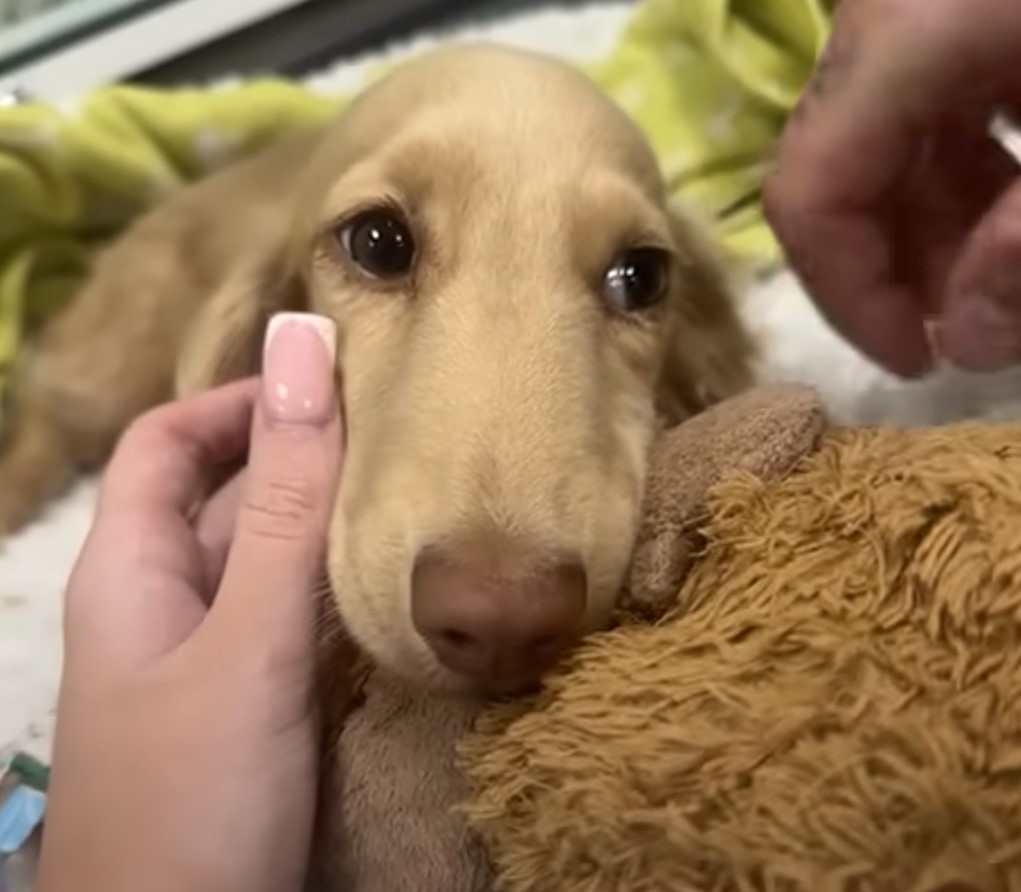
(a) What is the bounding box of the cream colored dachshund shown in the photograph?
[0,45,752,695]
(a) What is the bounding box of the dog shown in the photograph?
[0,44,753,696]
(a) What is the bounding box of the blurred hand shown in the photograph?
[765,0,1021,377]
[36,313,342,892]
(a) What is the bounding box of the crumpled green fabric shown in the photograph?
[0,0,833,411]
[588,0,834,262]
[0,82,340,409]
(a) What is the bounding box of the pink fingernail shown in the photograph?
[262,313,337,425]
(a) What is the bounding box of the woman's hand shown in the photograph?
[765,0,1021,377]
[36,313,342,892]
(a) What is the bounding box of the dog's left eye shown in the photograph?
[338,209,416,280]
[601,248,670,313]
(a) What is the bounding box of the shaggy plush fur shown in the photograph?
[461,414,1021,892]
[305,385,824,892]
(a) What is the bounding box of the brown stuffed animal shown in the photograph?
[310,384,826,892]
[462,394,1021,892]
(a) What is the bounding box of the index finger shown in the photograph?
[65,379,260,670]
[202,315,342,661]
[764,0,1021,376]
[98,377,259,519]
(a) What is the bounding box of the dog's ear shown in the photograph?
[174,248,306,397]
[655,206,756,426]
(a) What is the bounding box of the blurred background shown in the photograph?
[0,0,625,99]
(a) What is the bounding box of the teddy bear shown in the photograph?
[462,393,1021,892]
[309,379,1021,892]
[306,383,827,892]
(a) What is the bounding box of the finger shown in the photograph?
[64,508,210,672]
[205,313,342,663]
[195,468,248,594]
[64,381,259,671]
[766,1,924,374]
[97,377,258,519]
[765,0,1021,377]
[884,110,1019,312]
[943,177,1021,371]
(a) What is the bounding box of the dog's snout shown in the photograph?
[410,548,587,693]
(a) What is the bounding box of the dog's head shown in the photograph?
[191,45,752,694]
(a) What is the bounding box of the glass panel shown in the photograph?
[0,0,176,71]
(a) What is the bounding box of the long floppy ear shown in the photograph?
[174,249,306,397]
[655,205,756,425]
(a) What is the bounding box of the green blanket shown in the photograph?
[0,0,834,408]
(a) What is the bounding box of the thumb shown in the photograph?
[943,179,1021,372]
[206,312,342,656]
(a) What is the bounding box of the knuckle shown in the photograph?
[122,405,171,451]
[241,476,321,542]
[108,403,208,484]
[119,403,205,465]
[103,409,175,489]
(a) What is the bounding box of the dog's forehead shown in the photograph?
[362,44,614,119]
[322,45,661,185]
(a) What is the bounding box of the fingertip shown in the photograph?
[828,283,934,379]
[942,292,1021,373]
[780,230,933,378]
[764,181,933,380]
[261,313,339,428]
[942,181,1021,373]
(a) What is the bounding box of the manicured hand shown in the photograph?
[36,313,342,892]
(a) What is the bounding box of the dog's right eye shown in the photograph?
[338,209,416,280]
[601,247,670,314]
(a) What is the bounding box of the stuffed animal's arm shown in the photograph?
[620,384,827,620]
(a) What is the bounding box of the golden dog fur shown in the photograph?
[0,45,752,689]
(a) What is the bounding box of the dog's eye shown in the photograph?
[601,248,670,313]
[339,210,415,279]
